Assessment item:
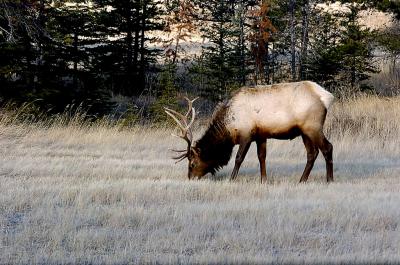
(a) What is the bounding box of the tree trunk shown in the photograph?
[218,21,224,99]
[126,11,133,95]
[272,42,275,83]
[299,0,309,80]
[73,31,78,89]
[351,55,356,90]
[172,26,182,64]
[289,0,296,81]
[133,4,140,85]
[239,2,246,85]
[35,0,46,92]
[139,0,146,94]
[265,41,270,84]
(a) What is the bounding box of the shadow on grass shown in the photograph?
[205,159,400,183]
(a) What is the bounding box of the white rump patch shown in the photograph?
[309,82,335,109]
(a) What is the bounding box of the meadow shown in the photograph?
[1,95,400,264]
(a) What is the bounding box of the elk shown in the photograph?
[165,81,334,183]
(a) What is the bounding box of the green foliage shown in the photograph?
[116,103,142,128]
[376,29,400,56]
[149,63,179,123]
[307,4,377,93]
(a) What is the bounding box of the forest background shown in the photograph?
[1,0,399,122]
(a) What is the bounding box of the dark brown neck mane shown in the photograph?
[194,105,234,175]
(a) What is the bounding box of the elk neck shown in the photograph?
[194,104,235,175]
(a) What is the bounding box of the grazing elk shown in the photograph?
[165,81,334,183]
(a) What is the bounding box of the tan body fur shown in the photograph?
[225,81,334,143]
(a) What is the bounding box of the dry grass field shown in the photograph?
[1,96,400,264]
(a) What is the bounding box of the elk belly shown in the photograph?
[227,108,301,141]
[227,98,300,140]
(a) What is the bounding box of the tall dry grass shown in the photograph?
[0,96,400,264]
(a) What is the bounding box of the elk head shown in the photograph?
[164,97,208,179]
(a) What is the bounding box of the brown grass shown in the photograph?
[1,96,400,264]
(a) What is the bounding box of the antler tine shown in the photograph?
[186,107,196,129]
[184,97,199,117]
[165,107,189,127]
[184,107,196,142]
[164,108,187,133]
[165,107,187,121]
[166,111,191,148]
[165,105,196,131]
[171,131,191,148]
[164,97,198,162]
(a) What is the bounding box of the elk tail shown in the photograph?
[309,81,335,109]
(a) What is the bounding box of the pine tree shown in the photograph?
[339,4,377,90]
[307,11,342,89]
[192,0,253,101]
[94,0,164,96]
[376,25,400,94]
[307,3,377,93]
[42,0,111,113]
[197,0,234,100]
[0,0,46,103]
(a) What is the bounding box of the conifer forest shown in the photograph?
[1,0,399,119]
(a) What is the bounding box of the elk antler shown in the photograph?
[164,97,198,162]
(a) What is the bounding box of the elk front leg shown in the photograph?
[256,139,267,183]
[230,140,251,181]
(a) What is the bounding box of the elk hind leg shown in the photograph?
[317,134,333,182]
[230,140,251,181]
[299,134,319,183]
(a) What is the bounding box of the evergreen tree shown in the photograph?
[339,4,377,90]
[375,22,400,94]
[195,0,236,100]
[307,11,343,89]
[41,0,111,113]
[0,1,111,114]
[193,0,256,101]
[94,0,164,96]
[254,0,296,83]
[0,0,46,103]
[307,3,377,93]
